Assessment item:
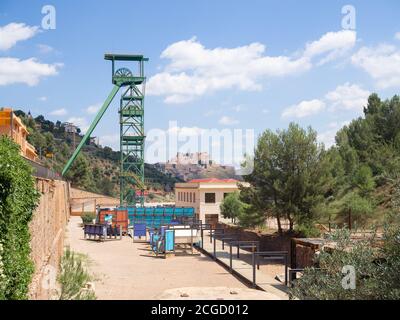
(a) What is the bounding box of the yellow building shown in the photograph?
[0,108,38,161]
[175,178,248,226]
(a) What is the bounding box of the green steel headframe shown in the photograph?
[62,53,148,207]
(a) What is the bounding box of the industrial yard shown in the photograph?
[1,1,400,308]
[66,216,281,300]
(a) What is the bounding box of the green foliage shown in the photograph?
[242,123,329,233]
[220,191,243,224]
[58,248,96,300]
[64,154,97,191]
[295,221,321,238]
[237,202,266,228]
[339,94,400,182]
[332,192,375,229]
[0,136,39,299]
[352,165,375,196]
[290,223,400,300]
[81,212,96,224]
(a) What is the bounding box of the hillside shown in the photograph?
[14,110,183,197]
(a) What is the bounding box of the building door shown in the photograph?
[205,214,219,228]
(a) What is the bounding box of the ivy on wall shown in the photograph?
[0,136,39,299]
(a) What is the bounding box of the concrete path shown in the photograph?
[65,217,281,300]
[201,233,289,300]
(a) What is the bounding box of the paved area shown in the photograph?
[66,217,280,300]
[201,233,289,300]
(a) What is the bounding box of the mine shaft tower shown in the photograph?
[62,54,148,206]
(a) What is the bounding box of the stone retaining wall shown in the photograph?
[28,179,70,299]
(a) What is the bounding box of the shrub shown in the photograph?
[0,136,40,299]
[81,212,96,224]
[290,223,400,300]
[295,221,321,238]
[58,248,96,300]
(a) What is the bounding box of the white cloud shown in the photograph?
[325,83,370,111]
[219,116,239,125]
[261,108,270,114]
[0,57,61,86]
[38,96,47,101]
[317,129,337,148]
[148,31,356,104]
[37,44,54,54]
[147,38,311,104]
[304,30,357,65]
[67,117,89,133]
[99,134,119,150]
[395,32,400,41]
[204,109,221,117]
[50,108,67,116]
[0,22,39,50]
[318,120,350,148]
[233,105,246,112]
[282,99,325,119]
[282,83,369,118]
[86,103,102,114]
[352,44,400,88]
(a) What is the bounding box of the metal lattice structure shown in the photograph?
[62,53,148,207]
[119,80,146,206]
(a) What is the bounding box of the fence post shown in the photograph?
[201,227,204,249]
[213,233,216,260]
[284,253,288,286]
[252,252,256,287]
[229,243,232,272]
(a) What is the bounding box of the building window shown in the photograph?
[205,193,216,203]
[183,192,186,202]
[224,192,230,199]
[189,192,192,203]
[193,193,196,203]
[179,192,181,201]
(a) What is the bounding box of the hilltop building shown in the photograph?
[62,122,78,134]
[155,152,236,181]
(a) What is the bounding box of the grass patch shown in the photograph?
[58,247,96,300]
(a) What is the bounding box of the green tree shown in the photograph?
[64,154,97,192]
[220,191,243,224]
[352,165,375,196]
[335,192,374,229]
[242,123,329,233]
[0,136,39,299]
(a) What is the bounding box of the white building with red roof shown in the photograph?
[175,178,249,226]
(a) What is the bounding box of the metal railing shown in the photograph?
[252,251,289,287]
[25,158,64,180]
[228,240,259,270]
[288,268,304,287]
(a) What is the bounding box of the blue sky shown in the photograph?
[0,0,400,164]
